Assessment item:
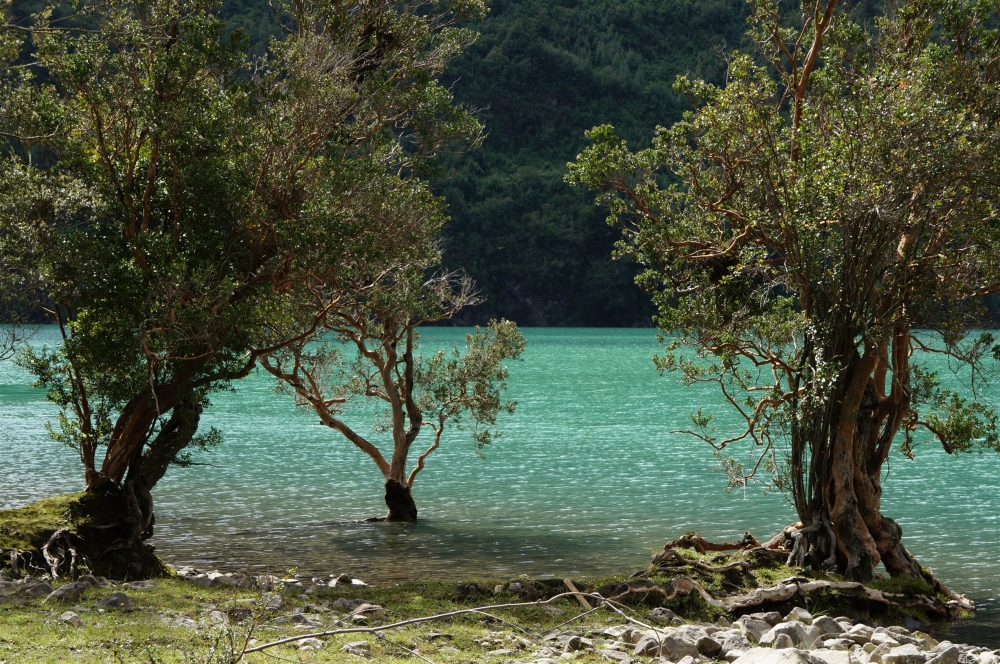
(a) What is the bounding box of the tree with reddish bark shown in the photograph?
[258,266,525,521]
[570,0,1000,582]
[1,0,485,553]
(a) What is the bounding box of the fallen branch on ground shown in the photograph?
[243,591,639,654]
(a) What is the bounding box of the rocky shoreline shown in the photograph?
[8,561,997,663]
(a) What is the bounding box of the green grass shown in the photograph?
[0,575,682,663]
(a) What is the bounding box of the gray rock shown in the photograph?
[697,635,723,656]
[731,647,827,664]
[823,639,857,650]
[719,633,754,656]
[299,637,323,650]
[774,634,796,649]
[22,582,53,597]
[738,617,774,643]
[263,593,282,611]
[46,581,90,603]
[341,640,371,656]
[0,580,17,597]
[812,616,844,637]
[785,608,813,624]
[869,643,893,664]
[332,597,367,612]
[634,637,661,657]
[927,647,962,664]
[883,644,929,664]
[751,612,783,626]
[761,623,822,650]
[872,633,903,648]
[718,616,733,628]
[60,610,84,627]
[563,635,585,652]
[601,650,632,664]
[677,656,699,664]
[811,651,851,664]
[727,651,748,663]
[661,634,701,661]
[652,607,676,623]
[95,592,130,610]
[208,610,228,624]
[889,627,913,637]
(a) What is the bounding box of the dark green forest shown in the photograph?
[434,0,749,326]
[221,0,750,326]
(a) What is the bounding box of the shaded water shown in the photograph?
[1,327,998,643]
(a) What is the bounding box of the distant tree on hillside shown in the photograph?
[571,0,1000,584]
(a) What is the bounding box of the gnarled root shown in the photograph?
[649,548,751,574]
[41,528,81,579]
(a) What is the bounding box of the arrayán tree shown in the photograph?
[570,0,1000,583]
[0,0,488,567]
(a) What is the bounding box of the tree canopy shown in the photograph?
[0,0,487,550]
[570,0,1000,581]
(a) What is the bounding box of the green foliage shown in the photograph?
[0,0,489,493]
[417,318,526,452]
[569,0,1000,529]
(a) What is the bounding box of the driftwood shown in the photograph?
[663,531,761,554]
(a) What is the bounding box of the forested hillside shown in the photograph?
[219,0,750,326]
[436,0,749,325]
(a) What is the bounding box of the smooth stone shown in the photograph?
[824,639,858,650]
[813,616,844,637]
[95,592,130,610]
[738,617,774,643]
[928,647,962,664]
[22,582,53,597]
[883,644,929,664]
[751,612,783,626]
[731,647,827,664]
[299,637,323,650]
[600,650,632,664]
[869,643,893,664]
[774,634,796,649]
[660,634,701,660]
[761,623,822,650]
[785,608,814,624]
[727,651,748,663]
[811,651,851,664]
[651,607,676,623]
[60,610,84,627]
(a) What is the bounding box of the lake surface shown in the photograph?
[2,327,999,644]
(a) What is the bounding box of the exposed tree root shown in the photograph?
[664,531,761,554]
[41,528,81,579]
[649,548,751,574]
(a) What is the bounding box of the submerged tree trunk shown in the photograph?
[384,478,417,522]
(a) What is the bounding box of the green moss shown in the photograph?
[0,493,84,550]
[868,575,936,597]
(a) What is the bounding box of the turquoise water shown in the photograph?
[2,327,999,642]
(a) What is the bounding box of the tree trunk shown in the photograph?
[119,396,203,545]
[797,355,930,583]
[384,479,417,522]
